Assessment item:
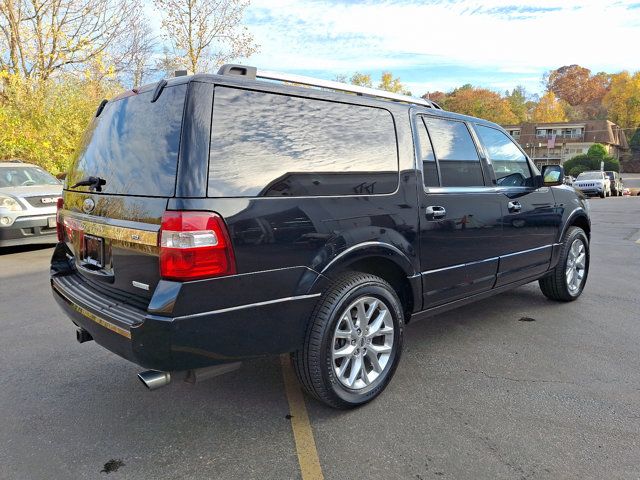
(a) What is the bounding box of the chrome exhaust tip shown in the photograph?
[137,370,171,390]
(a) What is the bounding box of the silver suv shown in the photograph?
[0,161,62,247]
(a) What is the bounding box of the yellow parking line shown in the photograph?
[280,355,324,480]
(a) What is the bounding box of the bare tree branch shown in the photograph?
[153,0,258,73]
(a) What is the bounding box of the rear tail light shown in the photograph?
[56,197,64,241]
[159,211,236,281]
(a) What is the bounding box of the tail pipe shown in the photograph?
[137,362,241,391]
[138,370,171,390]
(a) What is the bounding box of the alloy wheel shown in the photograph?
[565,238,586,294]
[331,296,394,390]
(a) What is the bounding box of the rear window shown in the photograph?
[208,87,398,197]
[68,84,187,196]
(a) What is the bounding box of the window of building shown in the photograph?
[423,117,484,187]
[208,87,399,197]
[475,125,533,187]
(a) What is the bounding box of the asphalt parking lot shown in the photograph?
[1,195,639,480]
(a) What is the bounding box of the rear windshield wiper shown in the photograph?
[71,176,106,192]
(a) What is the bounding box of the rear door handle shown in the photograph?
[426,206,446,219]
[508,201,522,212]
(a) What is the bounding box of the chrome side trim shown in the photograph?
[500,244,553,258]
[421,244,558,277]
[421,256,499,276]
[173,293,322,320]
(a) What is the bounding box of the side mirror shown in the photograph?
[541,165,564,186]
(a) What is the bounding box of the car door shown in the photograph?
[416,115,504,308]
[473,124,560,286]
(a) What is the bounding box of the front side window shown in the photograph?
[475,125,533,187]
[422,117,484,187]
[208,87,398,197]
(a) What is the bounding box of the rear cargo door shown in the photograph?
[61,83,188,301]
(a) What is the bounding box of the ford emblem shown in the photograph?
[82,198,95,214]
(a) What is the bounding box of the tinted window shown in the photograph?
[423,117,484,187]
[475,125,532,187]
[208,87,398,197]
[68,84,187,196]
[416,117,439,187]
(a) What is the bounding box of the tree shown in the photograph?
[505,86,533,123]
[442,86,518,124]
[546,65,610,106]
[563,143,620,175]
[0,0,148,81]
[603,71,640,129]
[350,72,372,88]
[378,72,410,95]
[154,0,258,73]
[531,91,567,123]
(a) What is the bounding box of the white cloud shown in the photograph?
[236,0,639,92]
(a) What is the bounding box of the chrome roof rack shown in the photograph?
[217,64,441,109]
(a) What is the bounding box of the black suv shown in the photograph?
[51,65,591,408]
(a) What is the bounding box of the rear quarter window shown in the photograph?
[207,87,398,197]
[68,84,187,197]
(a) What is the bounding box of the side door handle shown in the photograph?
[508,201,522,213]
[426,205,446,220]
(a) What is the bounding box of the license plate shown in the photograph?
[47,216,56,228]
[83,234,104,268]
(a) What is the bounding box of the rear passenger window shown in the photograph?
[422,117,484,187]
[475,125,533,187]
[208,87,398,197]
[416,117,439,187]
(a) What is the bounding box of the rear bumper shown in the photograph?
[50,245,322,371]
[0,215,57,247]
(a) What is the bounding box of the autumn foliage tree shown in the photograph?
[604,71,640,129]
[439,85,518,124]
[531,91,567,123]
[546,65,610,120]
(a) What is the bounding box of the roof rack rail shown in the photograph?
[217,64,441,109]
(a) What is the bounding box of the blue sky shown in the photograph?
[148,0,640,97]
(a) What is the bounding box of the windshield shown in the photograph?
[0,166,60,188]
[577,172,603,180]
[605,172,615,180]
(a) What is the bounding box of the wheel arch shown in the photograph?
[316,243,420,321]
[561,210,591,241]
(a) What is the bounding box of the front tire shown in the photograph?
[293,272,404,409]
[539,226,589,301]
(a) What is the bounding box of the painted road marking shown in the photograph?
[280,355,324,480]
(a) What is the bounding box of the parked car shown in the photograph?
[605,171,624,196]
[0,162,62,247]
[51,65,592,408]
[573,171,611,198]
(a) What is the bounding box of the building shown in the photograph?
[502,120,629,169]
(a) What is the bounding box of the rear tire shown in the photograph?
[539,226,589,301]
[293,272,404,409]
[600,191,606,199]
